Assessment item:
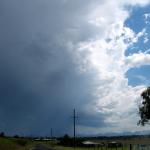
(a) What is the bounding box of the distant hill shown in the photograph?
[78,130,150,138]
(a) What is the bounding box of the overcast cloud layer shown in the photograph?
[0,0,150,136]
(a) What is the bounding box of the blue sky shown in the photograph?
[126,5,150,86]
[125,4,150,54]
[0,0,150,136]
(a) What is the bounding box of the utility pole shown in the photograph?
[51,128,53,139]
[72,109,78,149]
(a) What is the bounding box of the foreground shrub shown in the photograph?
[14,138,28,146]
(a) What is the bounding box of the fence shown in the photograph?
[132,144,150,150]
[80,144,150,150]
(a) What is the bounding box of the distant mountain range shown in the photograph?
[78,130,150,137]
[98,130,150,137]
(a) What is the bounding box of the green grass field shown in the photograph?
[0,136,148,150]
[54,146,128,150]
[0,137,129,150]
[0,137,34,150]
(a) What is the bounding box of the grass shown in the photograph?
[0,138,128,150]
[0,137,34,150]
[0,136,148,150]
[54,146,129,150]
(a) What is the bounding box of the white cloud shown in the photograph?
[121,0,150,6]
[144,13,150,24]
[144,13,150,19]
[125,53,150,68]
[71,0,150,134]
[144,37,149,43]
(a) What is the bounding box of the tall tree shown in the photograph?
[138,87,150,126]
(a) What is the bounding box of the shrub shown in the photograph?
[14,139,28,146]
[0,132,5,137]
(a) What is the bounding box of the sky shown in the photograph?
[0,0,150,137]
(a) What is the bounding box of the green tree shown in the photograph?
[138,87,150,126]
[0,132,5,137]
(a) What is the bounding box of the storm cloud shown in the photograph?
[0,0,105,136]
[0,0,150,136]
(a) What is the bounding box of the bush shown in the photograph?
[58,134,84,147]
[14,139,28,146]
[14,135,19,138]
[0,132,5,137]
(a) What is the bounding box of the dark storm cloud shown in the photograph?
[0,0,106,136]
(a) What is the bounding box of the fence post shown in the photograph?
[130,144,132,150]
